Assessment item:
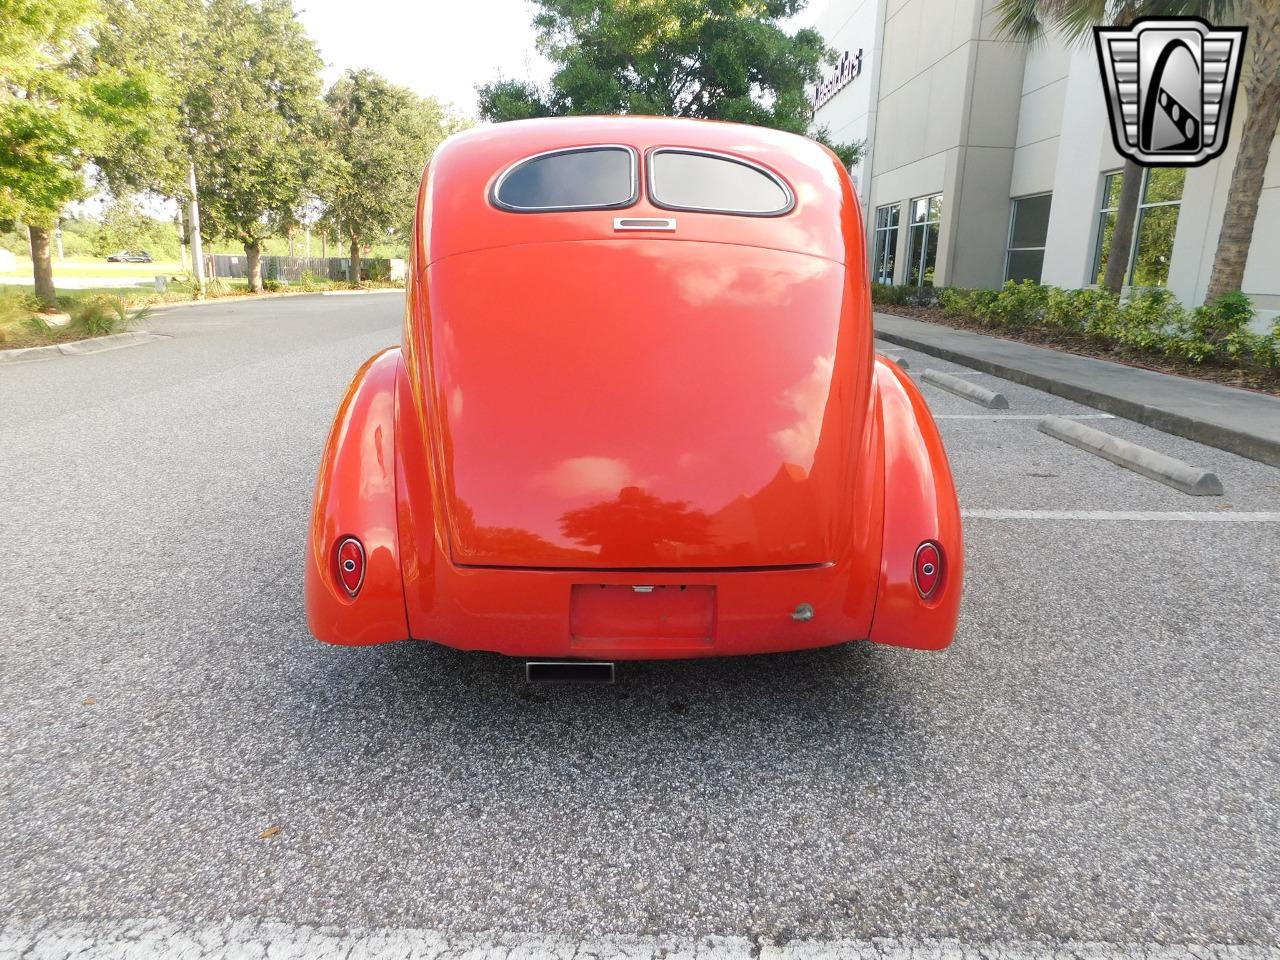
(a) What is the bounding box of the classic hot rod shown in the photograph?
[305,116,963,663]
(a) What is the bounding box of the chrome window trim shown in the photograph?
[646,147,795,217]
[490,144,640,213]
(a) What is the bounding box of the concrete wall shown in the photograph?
[858,0,1027,287]
[1037,42,1122,289]
[1168,98,1280,331]
[812,0,1280,329]
[809,0,884,204]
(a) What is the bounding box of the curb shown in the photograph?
[144,286,404,315]
[874,323,1280,468]
[877,352,909,369]
[1038,415,1224,496]
[0,330,161,364]
[922,368,1009,408]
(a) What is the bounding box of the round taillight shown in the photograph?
[335,537,365,597]
[914,541,942,600]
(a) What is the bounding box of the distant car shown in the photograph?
[305,116,964,660]
[106,250,152,263]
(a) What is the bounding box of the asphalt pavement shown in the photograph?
[1,294,1277,951]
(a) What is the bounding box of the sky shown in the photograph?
[75,0,826,218]
[293,0,823,119]
[295,1,554,118]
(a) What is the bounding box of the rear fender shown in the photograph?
[304,348,410,646]
[867,358,964,650]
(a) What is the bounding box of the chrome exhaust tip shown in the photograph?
[525,661,616,684]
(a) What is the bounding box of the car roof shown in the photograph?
[415,116,861,267]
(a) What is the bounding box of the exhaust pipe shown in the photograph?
[526,661,616,684]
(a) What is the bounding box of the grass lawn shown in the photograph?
[1,256,186,280]
[0,280,251,350]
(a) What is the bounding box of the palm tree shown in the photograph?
[1206,1,1280,300]
[994,0,1235,297]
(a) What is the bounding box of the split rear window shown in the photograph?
[492,146,638,211]
[648,149,793,216]
[491,145,794,217]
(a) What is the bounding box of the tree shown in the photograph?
[92,196,149,255]
[185,0,323,292]
[0,0,159,306]
[995,0,1233,296]
[319,70,464,286]
[89,0,204,287]
[476,0,862,167]
[1206,2,1280,299]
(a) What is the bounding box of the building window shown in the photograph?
[1093,168,1185,287]
[872,203,900,284]
[906,194,942,286]
[1005,193,1052,283]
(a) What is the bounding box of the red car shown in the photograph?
[305,116,962,665]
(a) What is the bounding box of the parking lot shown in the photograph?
[1,293,1277,952]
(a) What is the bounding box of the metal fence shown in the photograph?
[204,255,394,282]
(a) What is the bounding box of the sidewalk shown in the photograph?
[874,312,1280,468]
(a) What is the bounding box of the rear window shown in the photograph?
[648,149,793,216]
[492,146,638,212]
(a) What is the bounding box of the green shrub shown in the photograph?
[1168,291,1256,363]
[1043,287,1084,333]
[1189,290,1254,342]
[0,288,40,344]
[71,295,130,337]
[936,287,971,315]
[988,280,1049,327]
[871,282,908,305]
[871,283,940,307]
[0,287,38,326]
[1110,289,1182,350]
[932,282,1277,373]
[938,287,995,323]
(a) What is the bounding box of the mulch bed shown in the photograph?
[877,303,1280,397]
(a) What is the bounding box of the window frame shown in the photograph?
[1092,169,1184,288]
[490,144,641,213]
[645,147,795,217]
[872,202,900,285]
[906,193,942,287]
[1004,192,1052,284]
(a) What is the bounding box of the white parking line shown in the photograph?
[963,509,1280,522]
[2,921,1277,960]
[935,413,1116,420]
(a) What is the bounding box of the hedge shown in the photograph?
[872,281,1279,372]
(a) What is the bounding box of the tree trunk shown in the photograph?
[1102,157,1143,295]
[349,235,360,286]
[28,225,57,309]
[1206,81,1280,301]
[186,160,206,297]
[176,207,189,273]
[245,241,263,293]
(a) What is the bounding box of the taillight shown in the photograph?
[914,541,942,600]
[336,537,365,597]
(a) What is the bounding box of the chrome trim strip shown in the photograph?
[613,217,677,231]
